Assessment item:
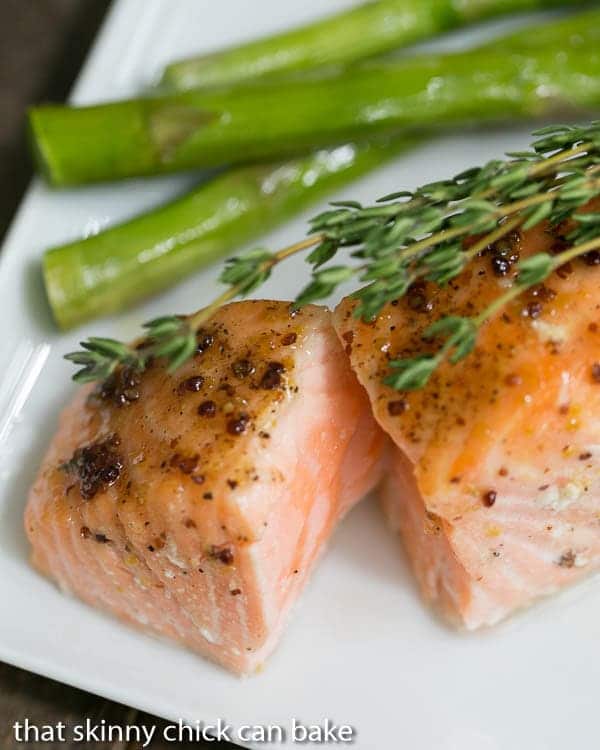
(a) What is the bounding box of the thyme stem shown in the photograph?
[188,234,326,330]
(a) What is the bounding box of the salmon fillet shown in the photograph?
[26,301,386,673]
[334,222,600,628]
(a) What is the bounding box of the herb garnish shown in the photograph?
[67,123,600,390]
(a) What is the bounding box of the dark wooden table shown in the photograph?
[0,3,236,746]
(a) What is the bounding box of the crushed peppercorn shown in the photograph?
[482,490,497,507]
[524,301,543,319]
[232,359,255,378]
[195,330,214,355]
[488,230,521,277]
[98,367,141,407]
[584,249,600,266]
[259,362,285,390]
[406,280,433,313]
[179,375,204,392]
[387,399,409,416]
[227,413,250,435]
[504,373,522,387]
[198,400,217,417]
[558,550,576,568]
[170,453,199,474]
[210,546,234,565]
[61,434,123,500]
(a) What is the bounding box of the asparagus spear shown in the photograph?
[30,11,600,186]
[44,137,414,329]
[161,0,577,91]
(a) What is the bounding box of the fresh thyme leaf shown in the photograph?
[384,355,440,391]
[307,239,337,268]
[572,211,600,225]
[516,253,554,286]
[143,315,182,332]
[219,248,274,295]
[330,200,363,210]
[296,265,355,306]
[522,200,554,230]
[424,316,478,364]
[166,331,197,372]
[65,336,143,383]
[376,190,413,203]
[422,255,465,285]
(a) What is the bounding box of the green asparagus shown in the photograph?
[30,11,600,186]
[44,138,414,329]
[161,0,578,91]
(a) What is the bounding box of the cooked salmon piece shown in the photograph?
[26,301,386,673]
[334,222,600,628]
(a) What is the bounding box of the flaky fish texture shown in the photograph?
[26,301,386,673]
[334,221,600,628]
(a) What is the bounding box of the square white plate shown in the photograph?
[1,2,598,748]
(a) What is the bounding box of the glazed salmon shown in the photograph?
[334,223,600,628]
[26,301,386,673]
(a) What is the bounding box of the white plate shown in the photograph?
[1,2,598,748]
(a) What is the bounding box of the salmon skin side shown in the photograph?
[334,222,600,628]
[26,301,386,674]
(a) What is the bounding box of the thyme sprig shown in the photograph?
[66,236,320,384]
[65,316,197,383]
[67,122,600,390]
